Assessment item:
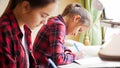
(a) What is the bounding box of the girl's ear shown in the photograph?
[21,1,31,14]
[73,15,81,23]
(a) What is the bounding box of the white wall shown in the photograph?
[0,0,9,17]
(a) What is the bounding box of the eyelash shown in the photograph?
[40,14,46,18]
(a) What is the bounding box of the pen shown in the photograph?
[48,58,57,68]
[37,49,57,68]
[74,43,80,52]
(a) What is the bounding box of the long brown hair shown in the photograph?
[9,0,58,10]
[1,0,58,17]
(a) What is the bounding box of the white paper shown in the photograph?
[74,57,103,65]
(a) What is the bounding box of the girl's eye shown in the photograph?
[79,28,82,32]
[40,14,46,18]
[40,12,49,18]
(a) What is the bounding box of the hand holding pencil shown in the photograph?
[73,43,85,59]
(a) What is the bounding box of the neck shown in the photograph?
[63,16,69,35]
[13,6,24,28]
[63,16,69,26]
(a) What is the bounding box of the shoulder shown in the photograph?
[47,16,65,26]
[45,16,66,33]
[0,16,10,28]
[0,10,15,30]
[0,16,11,33]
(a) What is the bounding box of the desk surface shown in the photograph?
[59,45,120,68]
[58,57,120,68]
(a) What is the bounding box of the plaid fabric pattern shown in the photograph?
[33,15,76,68]
[0,10,36,68]
[24,25,32,51]
[24,25,36,68]
[0,10,28,68]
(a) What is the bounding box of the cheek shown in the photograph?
[71,27,80,35]
[25,15,40,28]
[68,26,76,33]
[69,28,76,34]
[30,13,39,21]
[30,14,41,25]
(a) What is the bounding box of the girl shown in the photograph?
[33,3,91,67]
[0,0,58,68]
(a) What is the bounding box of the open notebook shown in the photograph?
[74,57,103,65]
[58,57,120,68]
[58,57,103,68]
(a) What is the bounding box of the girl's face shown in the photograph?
[67,22,88,36]
[21,2,58,29]
[66,15,89,36]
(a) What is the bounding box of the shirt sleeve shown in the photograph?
[0,30,16,68]
[48,21,76,65]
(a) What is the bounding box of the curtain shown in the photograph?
[79,0,103,45]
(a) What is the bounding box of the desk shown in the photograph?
[58,45,120,68]
[58,57,120,68]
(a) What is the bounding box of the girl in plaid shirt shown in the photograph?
[0,0,58,68]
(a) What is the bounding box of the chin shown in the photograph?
[29,25,37,30]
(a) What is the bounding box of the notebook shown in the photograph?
[74,57,103,65]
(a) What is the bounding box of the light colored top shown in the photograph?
[20,26,29,68]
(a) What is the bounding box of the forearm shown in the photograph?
[51,43,76,65]
[54,52,76,65]
[48,23,76,65]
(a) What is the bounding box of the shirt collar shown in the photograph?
[58,15,66,25]
[6,10,23,39]
[24,25,32,35]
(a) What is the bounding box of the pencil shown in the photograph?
[74,43,80,52]
[48,58,57,68]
